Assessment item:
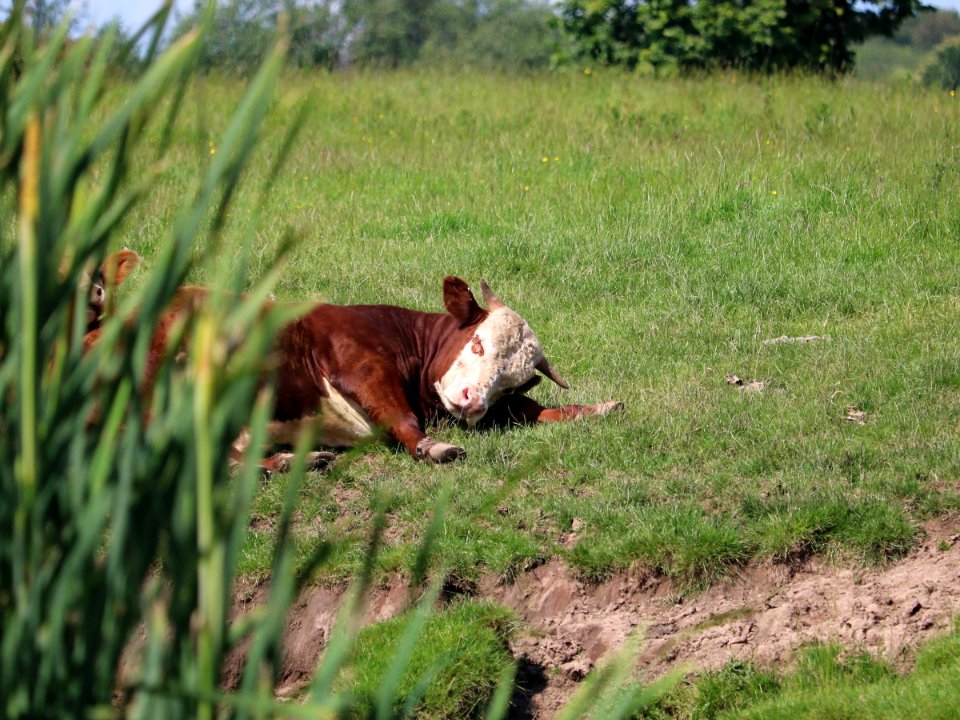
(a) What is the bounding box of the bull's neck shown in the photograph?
[405,310,478,396]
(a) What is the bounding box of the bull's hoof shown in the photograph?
[595,401,624,416]
[261,451,336,475]
[416,439,467,463]
[431,443,467,463]
[306,451,337,472]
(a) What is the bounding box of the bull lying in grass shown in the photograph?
[87,271,622,472]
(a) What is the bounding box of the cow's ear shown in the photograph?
[101,249,141,288]
[443,276,485,327]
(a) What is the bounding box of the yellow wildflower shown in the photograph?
[770,190,778,196]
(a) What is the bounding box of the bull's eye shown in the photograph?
[471,335,484,356]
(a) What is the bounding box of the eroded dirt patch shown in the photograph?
[225,518,960,718]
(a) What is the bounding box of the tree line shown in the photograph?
[166,0,562,71]
[11,0,960,78]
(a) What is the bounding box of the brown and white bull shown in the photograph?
[249,277,622,469]
[87,272,622,471]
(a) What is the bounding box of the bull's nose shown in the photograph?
[457,387,487,419]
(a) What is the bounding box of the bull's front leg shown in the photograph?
[482,394,623,427]
[375,407,466,464]
[351,367,466,464]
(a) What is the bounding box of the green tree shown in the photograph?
[921,34,960,89]
[341,0,558,69]
[560,0,927,74]
[0,0,77,37]
[456,0,559,70]
[418,0,561,70]
[24,0,72,31]
[909,9,960,50]
[172,0,343,72]
[286,0,343,68]
[342,0,439,66]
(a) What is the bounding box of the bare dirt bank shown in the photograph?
[227,518,960,718]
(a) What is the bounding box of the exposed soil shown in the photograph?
[223,517,960,718]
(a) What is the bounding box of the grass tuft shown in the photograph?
[339,600,517,719]
[644,624,960,719]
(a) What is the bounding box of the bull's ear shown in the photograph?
[101,248,141,288]
[443,276,485,327]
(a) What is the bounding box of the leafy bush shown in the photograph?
[559,0,925,74]
[921,35,960,90]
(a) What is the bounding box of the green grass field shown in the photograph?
[112,69,960,588]
[6,36,960,717]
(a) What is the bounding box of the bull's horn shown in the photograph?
[479,279,504,310]
[536,357,569,389]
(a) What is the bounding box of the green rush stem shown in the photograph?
[15,114,41,593]
[194,317,223,720]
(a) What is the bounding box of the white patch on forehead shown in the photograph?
[435,306,544,423]
[474,307,542,384]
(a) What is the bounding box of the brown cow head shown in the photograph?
[80,249,140,330]
[435,277,568,425]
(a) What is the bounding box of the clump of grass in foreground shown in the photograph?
[0,5,323,716]
[339,601,516,719]
[641,624,960,720]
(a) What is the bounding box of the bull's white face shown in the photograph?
[435,306,543,425]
